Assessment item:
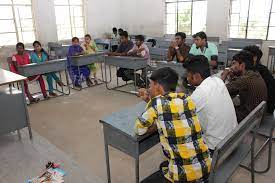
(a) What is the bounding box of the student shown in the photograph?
[111,27,118,39]
[81,34,99,84]
[221,51,267,122]
[135,67,211,182]
[184,55,238,152]
[10,42,48,103]
[108,31,135,81]
[243,45,275,114]
[125,35,150,86]
[189,31,218,69]
[118,28,124,36]
[167,32,190,62]
[111,27,119,51]
[67,37,93,88]
[31,41,64,97]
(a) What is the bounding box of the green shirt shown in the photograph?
[189,42,218,61]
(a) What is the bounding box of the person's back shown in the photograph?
[135,67,211,182]
[191,76,238,150]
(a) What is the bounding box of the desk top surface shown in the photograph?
[0,68,26,86]
[269,46,275,49]
[100,102,153,141]
[105,56,146,61]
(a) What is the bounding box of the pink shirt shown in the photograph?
[128,43,150,63]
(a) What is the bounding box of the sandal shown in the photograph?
[49,92,58,97]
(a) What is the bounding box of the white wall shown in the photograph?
[32,0,58,44]
[206,0,230,41]
[119,0,165,37]
[86,0,121,38]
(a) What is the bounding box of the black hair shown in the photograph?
[150,67,179,92]
[72,37,79,42]
[175,32,186,40]
[84,34,92,39]
[118,28,123,32]
[192,31,207,41]
[184,55,211,79]
[232,50,254,70]
[33,40,49,58]
[120,31,129,38]
[135,35,145,42]
[16,42,24,49]
[243,45,263,65]
[112,27,117,32]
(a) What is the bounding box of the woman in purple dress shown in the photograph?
[67,37,93,88]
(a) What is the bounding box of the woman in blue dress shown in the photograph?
[67,37,93,88]
[31,41,64,97]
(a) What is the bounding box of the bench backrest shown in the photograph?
[149,47,168,60]
[209,101,266,182]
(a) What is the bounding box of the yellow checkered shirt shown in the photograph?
[135,92,212,182]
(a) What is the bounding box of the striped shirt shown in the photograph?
[226,70,267,122]
[135,92,211,182]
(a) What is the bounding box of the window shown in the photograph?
[229,0,275,40]
[165,0,207,35]
[0,0,36,46]
[54,0,85,40]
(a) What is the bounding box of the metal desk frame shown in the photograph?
[100,102,159,183]
[267,46,275,74]
[69,53,106,91]
[17,59,71,97]
[104,56,148,94]
[0,69,32,140]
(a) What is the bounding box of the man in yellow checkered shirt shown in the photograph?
[135,67,211,183]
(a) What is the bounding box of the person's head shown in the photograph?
[184,55,211,86]
[72,37,80,46]
[230,51,254,76]
[135,35,145,47]
[243,45,263,66]
[112,27,117,34]
[84,34,92,44]
[149,67,179,97]
[193,31,207,47]
[33,41,42,53]
[120,31,129,43]
[16,42,25,55]
[118,28,124,35]
[175,32,186,46]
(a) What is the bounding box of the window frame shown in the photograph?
[54,0,86,41]
[0,0,36,45]
[229,0,274,40]
[164,0,207,35]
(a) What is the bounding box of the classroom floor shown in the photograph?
[1,75,275,183]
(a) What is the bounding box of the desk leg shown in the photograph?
[135,143,140,183]
[134,69,137,91]
[20,81,33,140]
[104,134,111,183]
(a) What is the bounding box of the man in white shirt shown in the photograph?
[184,55,238,153]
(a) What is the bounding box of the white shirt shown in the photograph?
[191,76,238,150]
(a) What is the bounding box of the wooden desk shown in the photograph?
[100,102,159,183]
[0,68,32,140]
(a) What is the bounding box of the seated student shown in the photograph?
[10,42,48,103]
[135,67,211,183]
[221,51,267,122]
[111,27,119,52]
[67,37,93,88]
[118,28,124,37]
[184,55,238,152]
[108,31,134,81]
[243,45,275,114]
[126,35,150,87]
[81,34,99,85]
[189,31,218,69]
[167,32,190,62]
[31,41,64,97]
